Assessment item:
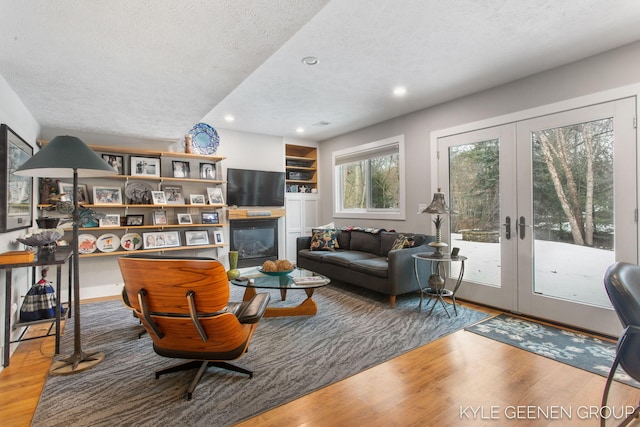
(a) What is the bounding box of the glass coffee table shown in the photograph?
[231,268,330,317]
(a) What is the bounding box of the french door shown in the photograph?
[438,98,637,335]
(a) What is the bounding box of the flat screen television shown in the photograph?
[226,168,285,207]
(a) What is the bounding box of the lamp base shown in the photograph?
[49,350,105,375]
[428,241,448,258]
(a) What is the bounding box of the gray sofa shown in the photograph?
[296,229,435,307]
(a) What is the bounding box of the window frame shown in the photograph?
[332,135,405,220]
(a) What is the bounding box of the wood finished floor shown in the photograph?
[1,299,638,427]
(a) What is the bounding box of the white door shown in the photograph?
[439,98,637,335]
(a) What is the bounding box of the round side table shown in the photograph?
[412,253,467,317]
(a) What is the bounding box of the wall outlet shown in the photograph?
[417,203,427,214]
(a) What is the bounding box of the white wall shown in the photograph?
[318,41,640,235]
[0,73,41,367]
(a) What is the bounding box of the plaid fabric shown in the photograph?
[20,281,57,322]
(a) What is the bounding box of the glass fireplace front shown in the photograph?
[229,218,278,268]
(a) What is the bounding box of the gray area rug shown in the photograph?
[33,283,488,427]
[466,313,640,388]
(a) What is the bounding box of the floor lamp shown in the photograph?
[15,136,116,374]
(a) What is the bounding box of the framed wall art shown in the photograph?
[200,162,216,180]
[207,187,224,205]
[101,154,125,174]
[143,231,180,249]
[151,191,167,205]
[93,186,123,205]
[201,211,219,224]
[1,124,33,232]
[99,214,120,227]
[189,194,206,205]
[172,160,190,178]
[131,156,160,177]
[213,229,224,244]
[177,213,192,225]
[185,230,209,246]
[162,184,184,205]
[58,182,90,204]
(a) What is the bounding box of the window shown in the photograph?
[333,135,405,220]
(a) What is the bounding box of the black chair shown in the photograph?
[602,262,640,427]
[118,255,270,400]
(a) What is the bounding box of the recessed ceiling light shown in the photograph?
[224,115,235,122]
[296,127,305,133]
[393,86,407,96]
[301,56,319,66]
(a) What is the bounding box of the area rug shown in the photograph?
[466,313,640,388]
[32,284,488,427]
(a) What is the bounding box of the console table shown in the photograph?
[413,253,467,317]
[2,247,72,367]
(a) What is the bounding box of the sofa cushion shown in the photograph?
[298,248,334,262]
[321,250,378,268]
[335,231,351,250]
[310,228,339,251]
[349,231,380,255]
[349,257,389,278]
[380,232,399,256]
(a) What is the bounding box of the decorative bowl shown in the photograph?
[257,268,295,276]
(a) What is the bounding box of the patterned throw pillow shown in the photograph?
[310,228,339,251]
[390,234,415,251]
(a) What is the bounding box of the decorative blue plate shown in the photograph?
[188,123,219,155]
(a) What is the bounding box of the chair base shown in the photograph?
[156,360,253,400]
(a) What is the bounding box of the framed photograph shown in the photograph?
[125,214,144,226]
[93,186,123,205]
[189,194,206,205]
[131,156,160,177]
[172,160,190,178]
[153,210,168,225]
[1,124,33,232]
[213,229,224,245]
[185,230,209,246]
[201,211,219,224]
[142,231,180,249]
[200,162,216,180]
[207,187,225,205]
[162,184,184,205]
[58,182,90,204]
[101,154,125,174]
[151,190,167,205]
[177,213,192,225]
[99,214,120,227]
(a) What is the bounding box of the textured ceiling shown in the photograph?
[2,0,640,142]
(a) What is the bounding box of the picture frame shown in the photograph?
[99,214,120,227]
[130,156,160,177]
[153,210,168,225]
[201,211,219,224]
[1,124,33,232]
[172,160,190,178]
[200,162,216,180]
[213,229,224,245]
[162,184,184,205]
[101,154,125,174]
[185,230,209,246]
[207,187,225,205]
[177,213,192,225]
[58,182,90,204]
[189,194,206,205]
[125,214,144,226]
[93,186,123,205]
[151,190,167,205]
[142,231,180,249]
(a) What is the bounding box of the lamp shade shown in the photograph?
[14,135,116,178]
[421,190,457,215]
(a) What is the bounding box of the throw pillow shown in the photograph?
[390,234,415,251]
[310,228,339,251]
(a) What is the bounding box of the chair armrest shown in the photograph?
[235,293,271,324]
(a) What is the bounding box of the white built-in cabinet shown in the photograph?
[285,193,319,262]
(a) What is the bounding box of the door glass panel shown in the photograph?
[531,118,614,307]
[449,139,500,287]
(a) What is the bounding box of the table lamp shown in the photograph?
[15,135,116,374]
[421,188,457,258]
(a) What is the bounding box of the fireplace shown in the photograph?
[229,218,278,268]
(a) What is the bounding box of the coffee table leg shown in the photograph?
[241,285,319,317]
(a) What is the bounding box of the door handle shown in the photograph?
[503,216,511,240]
[519,216,526,239]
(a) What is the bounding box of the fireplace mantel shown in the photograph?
[228,208,286,220]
